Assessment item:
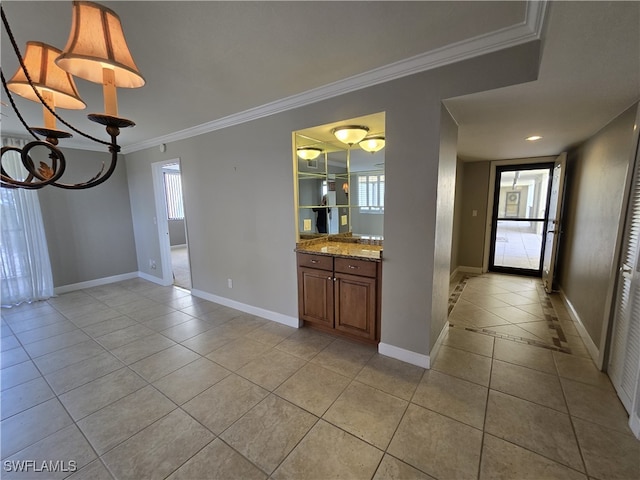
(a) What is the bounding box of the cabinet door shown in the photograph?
[334,272,376,340]
[298,267,334,327]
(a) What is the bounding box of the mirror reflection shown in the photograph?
[294,112,385,242]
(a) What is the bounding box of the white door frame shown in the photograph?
[152,158,182,286]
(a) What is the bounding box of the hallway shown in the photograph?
[0,273,637,479]
[170,246,191,290]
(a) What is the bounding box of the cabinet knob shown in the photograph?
[310,259,319,264]
[348,265,359,269]
[327,276,332,280]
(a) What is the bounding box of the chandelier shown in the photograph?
[0,1,145,189]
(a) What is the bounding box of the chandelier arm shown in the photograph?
[49,129,120,190]
[0,143,67,189]
[0,175,41,189]
[1,6,111,147]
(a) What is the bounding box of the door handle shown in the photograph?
[621,265,633,279]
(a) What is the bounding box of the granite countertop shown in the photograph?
[295,241,383,261]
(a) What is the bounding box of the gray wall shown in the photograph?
[37,148,138,287]
[558,102,639,349]
[125,40,540,357]
[169,219,187,246]
[450,157,465,274]
[430,106,458,347]
[456,161,491,270]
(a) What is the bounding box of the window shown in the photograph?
[358,173,385,212]
[163,171,184,220]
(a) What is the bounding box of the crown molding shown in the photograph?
[123,1,547,155]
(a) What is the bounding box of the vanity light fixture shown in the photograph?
[359,135,385,153]
[526,135,542,141]
[332,125,369,146]
[296,147,323,160]
[1,1,145,189]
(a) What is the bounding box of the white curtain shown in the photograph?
[1,137,54,307]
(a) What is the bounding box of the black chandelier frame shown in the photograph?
[0,6,135,190]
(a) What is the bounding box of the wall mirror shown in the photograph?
[293,112,385,243]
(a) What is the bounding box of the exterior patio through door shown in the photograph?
[488,163,554,276]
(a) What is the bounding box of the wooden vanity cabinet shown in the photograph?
[297,252,381,343]
[297,253,334,328]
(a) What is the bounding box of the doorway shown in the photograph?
[488,163,554,276]
[152,159,191,289]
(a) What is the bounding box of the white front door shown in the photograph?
[542,153,567,293]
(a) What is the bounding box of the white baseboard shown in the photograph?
[450,267,459,282]
[559,289,601,366]
[54,272,139,295]
[138,271,172,286]
[190,289,300,328]
[450,266,483,281]
[457,266,483,275]
[630,411,640,439]
[378,342,430,369]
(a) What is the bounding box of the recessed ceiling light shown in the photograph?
[526,135,542,141]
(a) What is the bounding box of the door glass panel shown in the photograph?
[490,164,553,274]
[493,220,544,270]
[497,169,550,220]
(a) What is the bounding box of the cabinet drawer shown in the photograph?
[334,257,378,278]
[297,252,333,271]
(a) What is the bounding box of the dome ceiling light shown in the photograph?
[332,125,369,146]
[359,135,385,153]
[296,147,323,160]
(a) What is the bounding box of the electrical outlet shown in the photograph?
[149,259,156,270]
[227,278,233,289]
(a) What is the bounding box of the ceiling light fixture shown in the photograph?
[296,147,323,161]
[359,135,385,153]
[1,1,145,189]
[526,135,542,141]
[332,125,369,146]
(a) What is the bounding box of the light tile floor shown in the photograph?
[493,221,543,270]
[0,274,638,479]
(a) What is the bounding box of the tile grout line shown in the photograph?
[554,351,590,476]
[475,346,497,480]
